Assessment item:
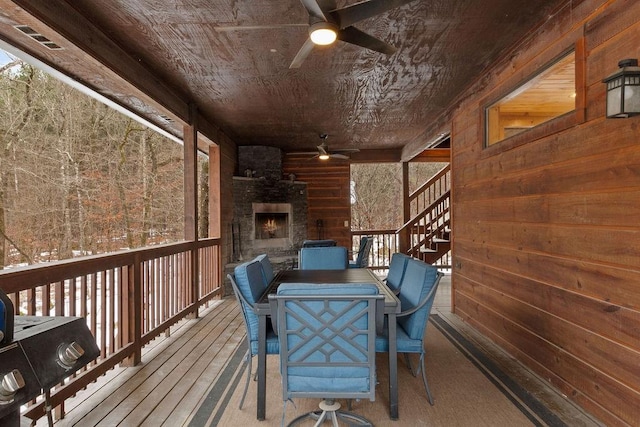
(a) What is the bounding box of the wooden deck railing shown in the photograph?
[351,230,399,272]
[0,238,222,422]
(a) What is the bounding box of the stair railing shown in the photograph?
[398,165,451,264]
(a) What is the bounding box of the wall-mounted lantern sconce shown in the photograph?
[602,58,640,118]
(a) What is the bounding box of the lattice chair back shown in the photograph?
[269,283,382,426]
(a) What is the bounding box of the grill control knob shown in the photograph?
[57,341,85,369]
[0,369,25,404]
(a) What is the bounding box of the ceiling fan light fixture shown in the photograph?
[318,153,331,160]
[309,22,337,45]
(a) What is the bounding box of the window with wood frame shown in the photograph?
[485,51,575,146]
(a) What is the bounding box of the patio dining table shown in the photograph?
[254,268,401,420]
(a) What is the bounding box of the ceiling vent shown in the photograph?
[14,25,63,50]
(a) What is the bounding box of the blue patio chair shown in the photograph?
[384,252,411,295]
[269,283,383,426]
[349,235,373,268]
[228,259,279,409]
[299,246,349,270]
[376,258,443,405]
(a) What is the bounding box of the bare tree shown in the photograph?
[350,163,403,230]
[0,59,186,267]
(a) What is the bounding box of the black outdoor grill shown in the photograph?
[0,288,100,426]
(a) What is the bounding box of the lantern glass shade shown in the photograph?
[603,59,640,118]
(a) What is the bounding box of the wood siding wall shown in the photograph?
[282,156,352,248]
[450,1,640,425]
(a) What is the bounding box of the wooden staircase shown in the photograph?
[397,164,451,267]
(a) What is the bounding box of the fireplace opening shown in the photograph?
[255,212,289,239]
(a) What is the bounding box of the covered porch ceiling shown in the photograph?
[0,0,568,160]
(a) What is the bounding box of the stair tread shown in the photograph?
[420,248,437,253]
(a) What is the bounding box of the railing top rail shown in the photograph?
[409,164,450,201]
[0,238,220,293]
[350,229,398,235]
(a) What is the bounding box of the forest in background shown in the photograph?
[0,59,186,268]
[350,162,447,231]
[0,55,447,269]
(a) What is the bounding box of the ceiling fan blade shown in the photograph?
[299,0,329,21]
[317,143,329,155]
[289,38,316,68]
[330,153,350,159]
[214,24,306,32]
[337,26,396,55]
[331,0,417,28]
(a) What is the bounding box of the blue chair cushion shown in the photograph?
[288,374,371,394]
[234,260,267,341]
[375,321,423,354]
[234,259,267,303]
[299,246,348,270]
[249,324,280,355]
[276,283,378,297]
[397,260,438,340]
[255,253,274,284]
[385,253,410,292]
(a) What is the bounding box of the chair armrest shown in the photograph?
[268,295,279,335]
[382,278,402,295]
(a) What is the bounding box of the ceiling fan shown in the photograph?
[214,0,417,68]
[287,134,360,160]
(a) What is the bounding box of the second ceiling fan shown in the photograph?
[288,134,360,160]
[215,0,417,68]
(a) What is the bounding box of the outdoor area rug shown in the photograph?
[189,314,571,427]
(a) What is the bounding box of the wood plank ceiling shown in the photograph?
[0,0,569,159]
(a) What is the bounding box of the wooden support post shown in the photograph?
[208,145,223,290]
[208,145,221,238]
[400,162,410,253]
[184,103,199,318]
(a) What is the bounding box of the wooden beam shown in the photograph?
[411,149,451,163]
[345,148,402,163]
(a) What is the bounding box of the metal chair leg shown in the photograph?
[419,353,434,405]
[404,353,417,376]
[239,349,251,409]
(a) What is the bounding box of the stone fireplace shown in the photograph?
[225,147,307,292]
[231,177,306,263]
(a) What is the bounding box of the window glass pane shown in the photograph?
[486,51,575,146]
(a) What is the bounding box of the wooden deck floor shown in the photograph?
[35,276,603,427]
